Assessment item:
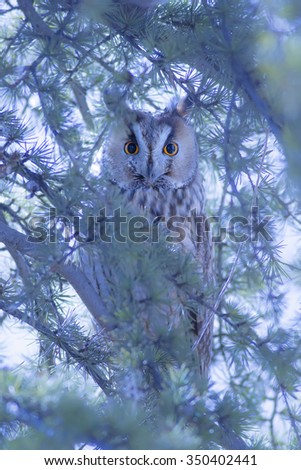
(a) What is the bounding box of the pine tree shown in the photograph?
[1,0,301,450]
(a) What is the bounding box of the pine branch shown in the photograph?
[0,219,41,258]
[51,261,109,328]
[1,0,300,449]
[0,220,110,326]
[281,386,301,448]
[17,0,55,38]
[222,85,242,200]
[201,0,283,139]
[0,299,112,395]
[214,243,244,311]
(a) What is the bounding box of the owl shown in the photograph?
[100,96,214,376]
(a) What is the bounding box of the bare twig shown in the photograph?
[214,243,244,311]
[192,243,243,350]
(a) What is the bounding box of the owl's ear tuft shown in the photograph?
[103,86,127,112]
[175,95,195,117]
[103,86,137,124]
[166,95,195,118]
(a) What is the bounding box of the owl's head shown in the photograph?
[103,97,199,192]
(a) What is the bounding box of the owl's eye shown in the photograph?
[163,142,179,156]
[124,141,139,155]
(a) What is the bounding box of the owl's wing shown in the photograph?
[188,210,215,377]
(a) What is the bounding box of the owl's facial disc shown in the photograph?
[123,122,176,189]
[105,111,198,191]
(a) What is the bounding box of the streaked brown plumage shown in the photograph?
[102,97,214,376]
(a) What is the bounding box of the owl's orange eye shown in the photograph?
[163,142,179,156]
[124,141,139,155]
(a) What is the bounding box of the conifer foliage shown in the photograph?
[1,0,301,449]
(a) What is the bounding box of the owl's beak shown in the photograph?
[146,161,163,183]
[130,159,167,189]
[146,160,153,178]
